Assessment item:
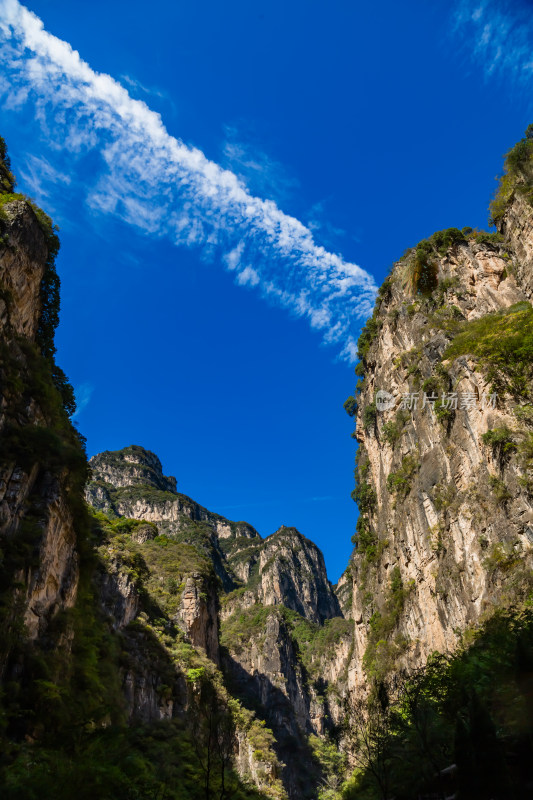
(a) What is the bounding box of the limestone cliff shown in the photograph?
[0,166,84,652]
[87,444,259,592]
[344,166,533,696]
[85,445,346,798]
[221,525,341,624]
[87,446,341,628]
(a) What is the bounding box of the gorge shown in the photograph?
[1,128,533,799]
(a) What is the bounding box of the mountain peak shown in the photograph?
[89,445,178,493]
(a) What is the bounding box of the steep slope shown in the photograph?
[87,446,341,626]
[0,149,85,649]
[85,444,348,799]
[345,225,533,690]
[222,525,341,624]
[0,138,288,800]
[338,128,533,799]
[87,444,259,592]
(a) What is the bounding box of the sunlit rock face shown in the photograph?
[345,219,533,695]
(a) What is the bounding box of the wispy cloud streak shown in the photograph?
[72,382,94,419]
[454,0,533,89]
[0,0,377,361]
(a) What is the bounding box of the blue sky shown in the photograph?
[0,0,532,582]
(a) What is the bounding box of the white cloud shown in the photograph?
[18,154,70,200]
[221,125,300,205]
[453,0,533,92]
[0,0,378,362]
[72,382,94,419]
[236,266,260,287]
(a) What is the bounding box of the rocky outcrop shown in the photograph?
[86,446,260,591]
[0,199,48,339]
[89,445,178,493]
[345,224,533,695]
[87,445,257,539]
[176,573,220,663]
[87,448,341,629]
[85,445,346,798]
[499,192,533,300]
[222,526,341,625]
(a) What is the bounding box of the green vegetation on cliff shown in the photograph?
[0,137,74,414]
[490,124,533,224]
[0,511,280,800]
[444,301,533,400]
[343,601,533,800]
[221,603,352,679]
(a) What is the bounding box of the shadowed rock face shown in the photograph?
[0,198,81,646]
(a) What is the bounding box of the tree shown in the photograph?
[188,671,236,800]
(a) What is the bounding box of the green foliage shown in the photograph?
[410,240,438,295]
[220,605,273,655]
[186,667,207,683]
[471,230,505,245]
[291,615,353,671]
[518,431,533,493]
[490,124,533,224]
[344,395,358,417]
[362,568,413,682]
[0,720,271,800]
[352,475,376,515]
[483,542,519,574]
[428,227,467,255]
[380,410,408,447]
[357,314,382,363]
[0,135,16,192]
[95,511,213,618]
[481,426,516,457]
[362,401,377,431]
[386,455,419,499]
[432,481,456,514]
[444,301,533,400]
[351,515,375,553]
[347,602,533,800]
[488,475,512,506]
[309,733,347,799]
[406,229,467,297]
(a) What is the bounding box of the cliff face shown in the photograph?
[85,445,346,799]
[86,445,259,593]
[4,127,533,800]
[221,526,341,625]
[345,217,533,693]
[0,187,83,650]
[0,142,292,800]
[87,446,341,628]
